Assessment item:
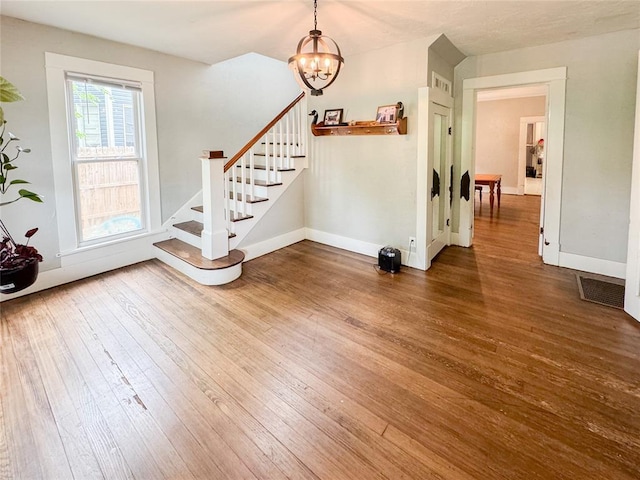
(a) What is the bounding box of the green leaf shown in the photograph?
[18,189,42,202]
[0,106,4,124]
[0,77,25,103]
[9,179,29,185]
[2,153,8,163]
[4,164,16,170]
[0,175,4,184]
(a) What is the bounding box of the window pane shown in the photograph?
[70,80,139,158]
[76,161,143,242]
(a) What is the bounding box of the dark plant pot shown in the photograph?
[0,258,39,294]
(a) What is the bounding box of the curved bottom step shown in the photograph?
[154,238,244,285]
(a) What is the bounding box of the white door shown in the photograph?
[428,102,452,261]
[624,51,640,321]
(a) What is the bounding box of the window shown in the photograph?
[67,75,145,243]
[45,53,161,254]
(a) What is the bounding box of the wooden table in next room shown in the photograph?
[475,174,502,211]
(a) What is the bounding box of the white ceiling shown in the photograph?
[2,1,639,65]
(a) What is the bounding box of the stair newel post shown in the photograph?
[201,151,230,260]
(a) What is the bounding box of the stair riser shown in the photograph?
[243,159,297,171]
[235,167,282,183]
[228,183,269,198]
[154,247,242,285]
[171,227,201,249]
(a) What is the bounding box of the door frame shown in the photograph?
[458,67,567,266]
[416,86,453,271]
[624,51,640,322]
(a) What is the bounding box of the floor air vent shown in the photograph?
[576,275,625,309]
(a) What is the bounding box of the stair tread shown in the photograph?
[229,177,282,187]
[230,212,253,222]
[194,208,252,222]
[154,239,244,270]
[174,220,235,238]
[228,193,268,204]
[173,220,203,237]
[237,165,296,172]
[253,153,305,158]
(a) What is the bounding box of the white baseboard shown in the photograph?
[450,232,461,246]
[305,228,380,258]
[0,231,170,302]
[305,228,430,270]
[240,228,306,262]
[558,252,626,279]
[304,228,424,269]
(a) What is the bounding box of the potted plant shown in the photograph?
[0,76,43,294]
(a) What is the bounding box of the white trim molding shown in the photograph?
[459,66,567,266]
[45,52,162,257]
[240,228,306,262]
[0,231,169,301]
[559,252,626,279]
[304,228,422,269]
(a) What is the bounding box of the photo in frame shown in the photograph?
[376,104,398,124]
[323,108,343,126]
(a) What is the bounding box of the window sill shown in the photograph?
[57,228,168,258]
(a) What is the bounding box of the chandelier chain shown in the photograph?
[313,0,318,30]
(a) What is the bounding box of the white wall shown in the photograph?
[454,29,640,264]
[238,173,305,247]
[305,37,435,252]
[0,16,300,272]
[475,96,545,192]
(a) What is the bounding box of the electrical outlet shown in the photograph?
[408,236,416,251]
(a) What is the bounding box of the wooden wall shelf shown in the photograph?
[311,117,407,136]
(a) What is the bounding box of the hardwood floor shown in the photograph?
[2,194,639,479]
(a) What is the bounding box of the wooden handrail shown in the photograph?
[224,92,306,172]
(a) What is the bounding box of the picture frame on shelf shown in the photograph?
[323,108,343,126]
[376,104,398,124]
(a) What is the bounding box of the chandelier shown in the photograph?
[288,0,344,96]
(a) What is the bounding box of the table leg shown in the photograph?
[489,181,495,211]
[497,179,501,208]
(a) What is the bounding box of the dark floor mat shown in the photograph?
[577,275,625,309]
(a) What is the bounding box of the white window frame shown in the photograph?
[45,53,161,257]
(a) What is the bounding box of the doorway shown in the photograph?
[459,67,567,266]
[472,87,547,255]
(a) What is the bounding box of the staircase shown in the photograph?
[154,92,308,285]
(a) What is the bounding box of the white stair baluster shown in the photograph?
[249,149,255,200]
[224,168,231,234]
[241,151,248,206]
[286,112,291,170]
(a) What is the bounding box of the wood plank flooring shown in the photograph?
[2,194,639,479]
